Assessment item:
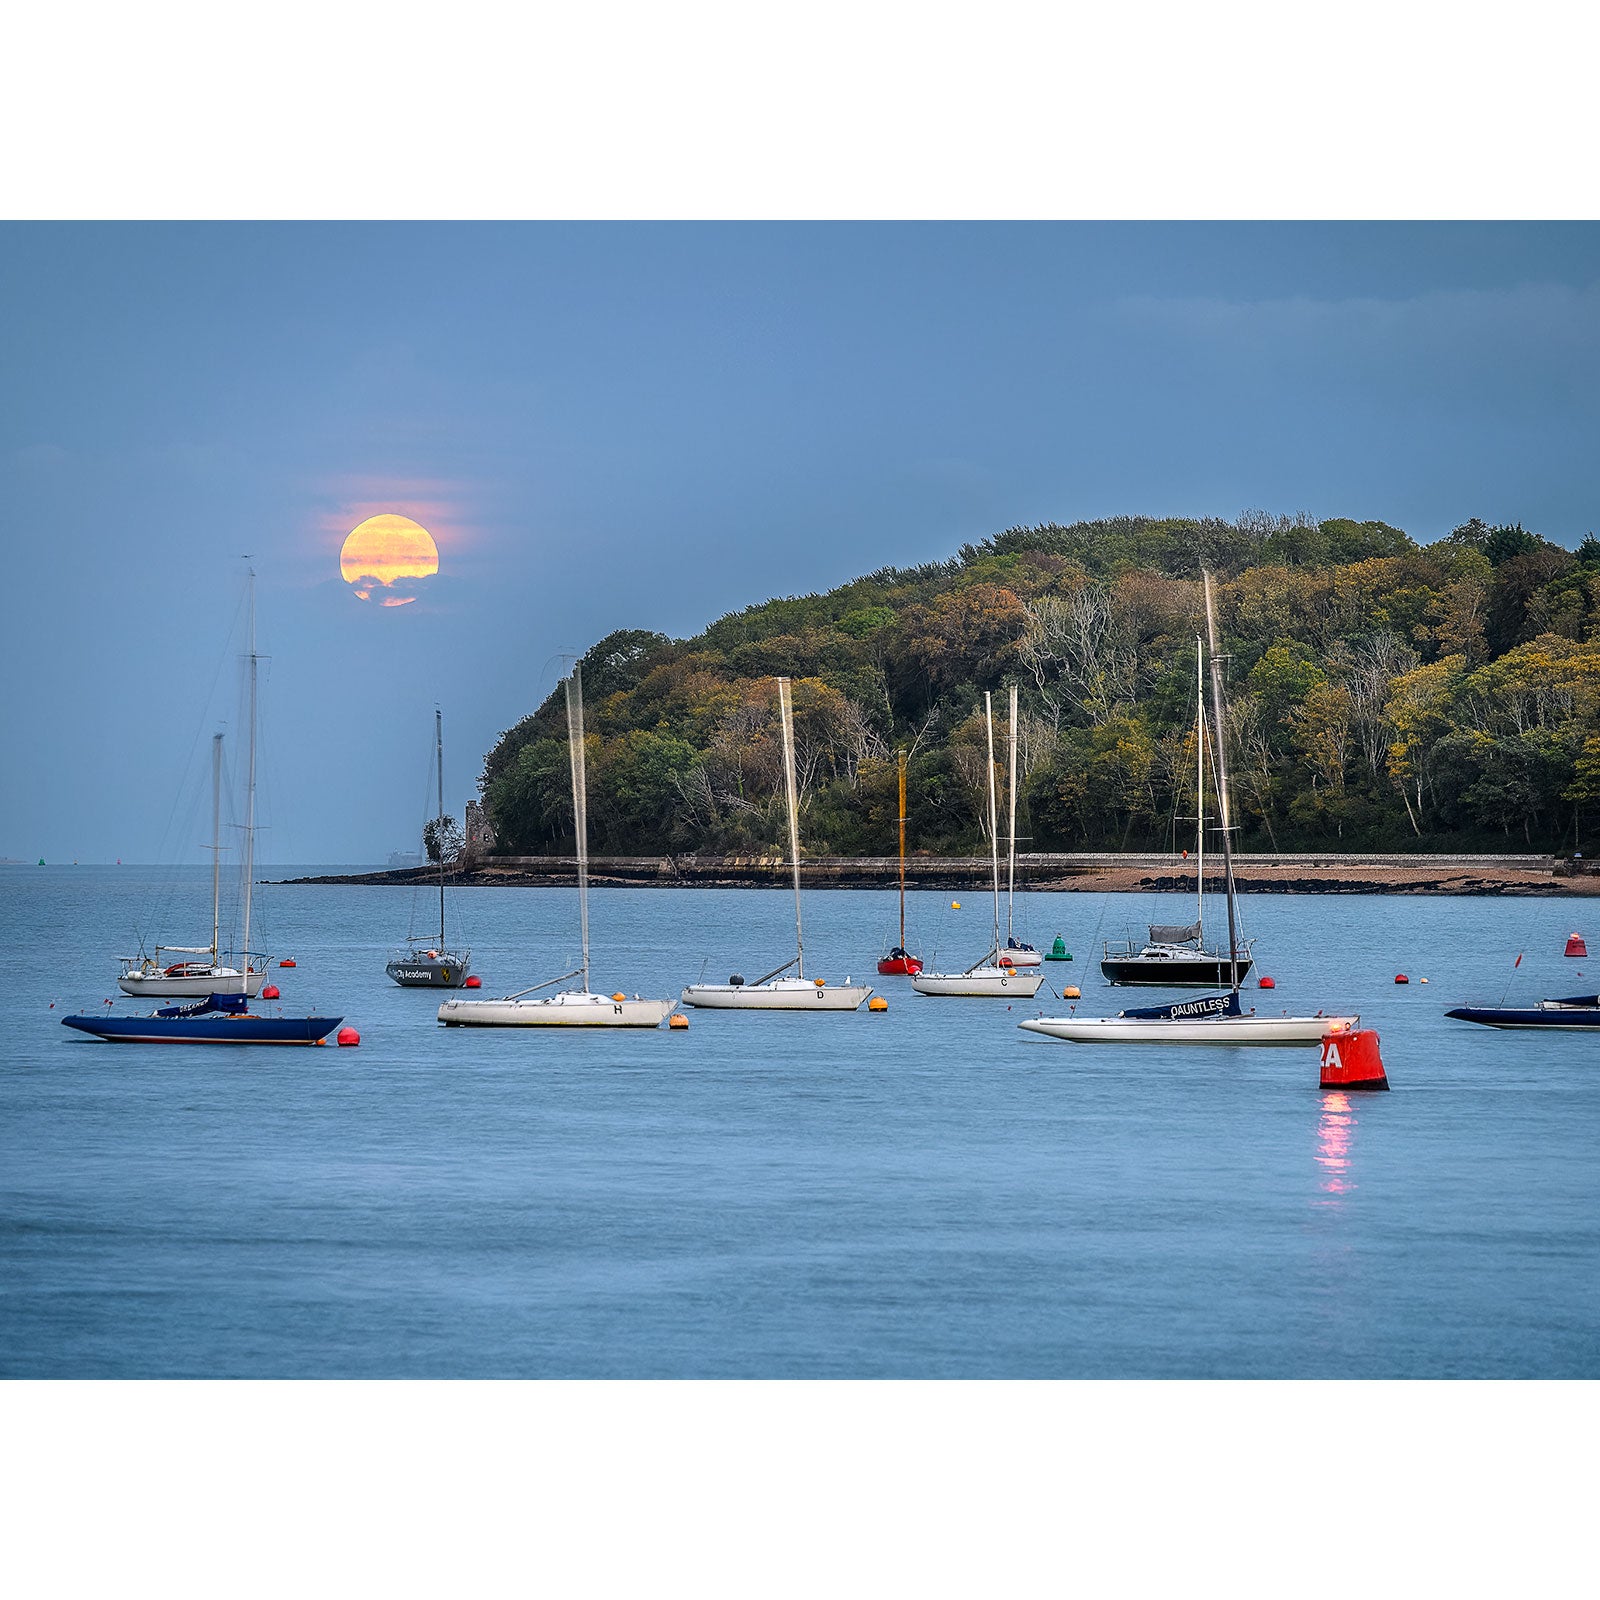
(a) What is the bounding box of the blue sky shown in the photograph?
[3,222,1597,863]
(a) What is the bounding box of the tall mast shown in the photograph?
[565,666,590,992]
[241,569,257,972]
[1202,572,1240,992]
[210,732,223,964]
[777,677,804,977]
[435,706,447,950]
[1007,682,1018,942]
[897,747,907,950]
[985,692,1001,961]
[1195,637,1206,934]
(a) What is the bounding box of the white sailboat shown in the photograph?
[438,663,673,1028]
[1020,572,1358,1045]
[681,676,873,1011]
[119,636,266,999]
[913,690,1044,999]
[1000,682,1041,967]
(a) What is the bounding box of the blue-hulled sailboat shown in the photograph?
[63,992,343,1045]
[1446,995,1600,1030]
[62,569,346,1048]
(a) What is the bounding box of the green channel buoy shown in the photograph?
[1045,935,1072,961]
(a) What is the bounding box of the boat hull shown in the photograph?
[387,952,471,988]
[63,1012,342,1044]
[1446,1005,1600,1030]
[438,992,674,1027]
[913,967,1044,998]
[681,979,873,1011]
[1100,954,1256,986]
[877,955,923,976]
[117,968,265,998]
[1018,1013,1359,1045]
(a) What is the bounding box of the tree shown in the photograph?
[423,814,464,865]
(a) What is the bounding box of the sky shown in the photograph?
[2,221,1598,864]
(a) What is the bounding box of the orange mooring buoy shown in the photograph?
[1565,933,1588,958]
[669,1013,689,1029]
[1321,1028,1389,1091]
[336,1026,360,1047]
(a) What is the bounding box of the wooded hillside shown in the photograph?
[480,513,1600,856]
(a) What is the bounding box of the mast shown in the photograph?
[771,675,800,972]
[210,732,223,964]
[1195,637,1206,934]
[985,692,1001,961]
[1202,572,1240,992]
[1007,682,1018,942]
[897,747,907,949]
[240,569,257,973]
[565,665,590,992]
[435,706,447,950]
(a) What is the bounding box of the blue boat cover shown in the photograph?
[1120,990,1243,1021]
[156,993,249,1018]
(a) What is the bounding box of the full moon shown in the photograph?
[339,514,440,606]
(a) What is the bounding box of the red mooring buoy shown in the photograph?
[336,1026,360,1047]
[1258,975,1275,989]
[1565,933,1587,958]
[464,974,482,988]
[1321,1028,1389,1091]
[261,983,280,1000]
[279,958,297,968]
[1395,973,1409,984]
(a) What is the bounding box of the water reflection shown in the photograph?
[1315,1090,1357,1206]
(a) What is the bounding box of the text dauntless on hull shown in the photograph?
[387,707,472,988]
[913,685,1044,1000]
[682,676,873,1013]
[438,662,673,1029]
[1023,573,1355,1047]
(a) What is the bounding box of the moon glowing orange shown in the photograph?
[339,514,439,606]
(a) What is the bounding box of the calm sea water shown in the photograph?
[2,865,1597,1377]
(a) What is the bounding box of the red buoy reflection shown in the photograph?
[1315,1091,1356,1204]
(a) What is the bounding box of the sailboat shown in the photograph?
[1100,639,1256,986]
[1019,572,1358,1046]
[877,748,923,975]
[117,731,265,998]
[65,570,345,1046]
[437,663,673,1027]
[682,677,873,1011]
[912,690,1044,999]
[387,708,473,987]
[999,682,1041,968]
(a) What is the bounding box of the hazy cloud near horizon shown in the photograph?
[2,222,1596,862]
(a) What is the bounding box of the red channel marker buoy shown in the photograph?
[261,983,280,1000]
[1321,1028,1389,1092]
[1565,934,1587,958]
[464,974,482,988]
[336,1027,360,1047]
